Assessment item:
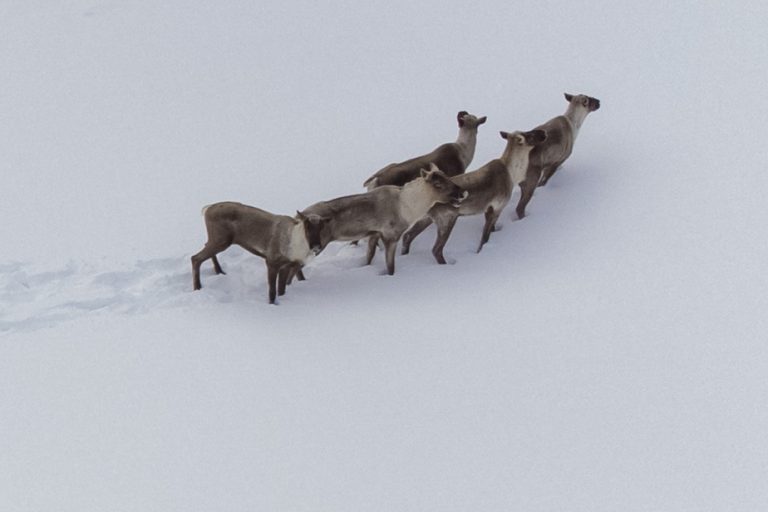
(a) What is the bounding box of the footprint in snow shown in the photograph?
[0,256,201,333]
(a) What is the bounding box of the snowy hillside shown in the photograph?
[2,1,768,511]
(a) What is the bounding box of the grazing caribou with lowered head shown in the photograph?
[191,202,327,304]
[363,111,487,190]
[301,165,465,275]
[401,129,547,263]
[515,93,600,219]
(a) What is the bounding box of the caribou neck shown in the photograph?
[399,181,436,224]
[455,125,479,168]
[564,104,590,139]
[500,145,533,185]
[287,220,311,262]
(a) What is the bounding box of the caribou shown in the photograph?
[401,129,547,263]
[302,165,465,275]
[516,93,600,219]
[191,202,327,304]
[363,110,487,189]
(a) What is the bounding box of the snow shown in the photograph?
[2,1,768,511]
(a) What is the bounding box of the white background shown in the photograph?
[2,1,767,510]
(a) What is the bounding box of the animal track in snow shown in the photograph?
[0,257,195,333]
[0,241,374,333]
[0,224,496,333]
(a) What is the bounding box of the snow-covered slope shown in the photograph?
[2,2,768,511]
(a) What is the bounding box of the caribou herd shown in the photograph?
[191,93,601,303]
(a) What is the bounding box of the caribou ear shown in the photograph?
[564,93,574,102]
[478,116,487,125]
[296,210,307,221]
[500,131,509,140]
[420,168,429,178]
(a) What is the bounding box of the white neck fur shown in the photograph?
[399,179,438,225]
[501,144,534,186]
[455,125,479,169]
[564,104,590,140]
[287,221,312,262]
